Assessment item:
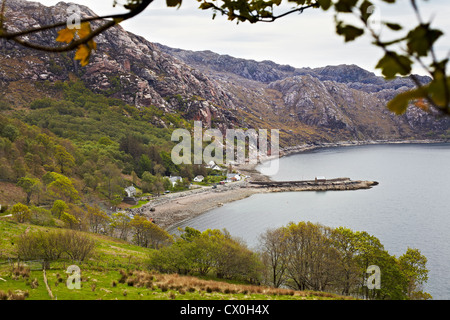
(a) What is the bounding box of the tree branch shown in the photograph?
[204,1,319,23]
[358,7,449,116]
[0,0,154,53]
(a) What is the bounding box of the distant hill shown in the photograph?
[157,43,431,92]
[0,0,449,148]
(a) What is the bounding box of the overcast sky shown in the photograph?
[33,0,450,75]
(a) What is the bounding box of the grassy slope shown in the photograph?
[0,219,352,301]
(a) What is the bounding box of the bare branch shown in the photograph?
[0,0,154,53]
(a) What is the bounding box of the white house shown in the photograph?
[169,176,183,187]
[206,160,216,168]
[206,160,224,171]
[124,186,136,197]
[193,175,204,182]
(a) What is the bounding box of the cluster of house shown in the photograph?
[192,172,241,183]
[193,161,242,183]
[123,161,244,203]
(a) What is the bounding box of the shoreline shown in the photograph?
[139,139,448,231]
[278,138,449,159]
[138,182,264,230]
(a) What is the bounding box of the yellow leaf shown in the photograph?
[56,27,76,43]
[74,44,91,67]
[76,22,97,52]
[76,22,91,39]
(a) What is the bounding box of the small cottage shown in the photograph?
[123,186,138,205]
[124,186,136,197]
[193,175,205,182]
[169,176,183,187]
[206,160,216,168]
[206,160,223,171]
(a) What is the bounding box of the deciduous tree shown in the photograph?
[17,176,40,205]
[86,205,110,234]
[10,202,31,223]
[399,248,430,300]
[51,199,69,219]
[258,227,288,288]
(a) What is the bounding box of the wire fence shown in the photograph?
[0,258,44,271]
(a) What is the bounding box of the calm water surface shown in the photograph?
[171,143,450,299]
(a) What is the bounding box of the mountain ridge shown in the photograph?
[156,43,431,92]
[0,0,449,147]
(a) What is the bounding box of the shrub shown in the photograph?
[12,265,30,279]
[126,278,135,287]
[0,290,28,300]
[30,206,55,227]
[10,203,31,223]
[159,284,169,292]
[15,229,96,267]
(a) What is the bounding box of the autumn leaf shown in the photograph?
[56,27,76,43]
[77,22,97,50]
[74,44,91,67]
[414,99,429,112]
[57,22,96,66]
[56,22,97,66]
[387,87,428,115]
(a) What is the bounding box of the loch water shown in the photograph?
[171,143,450,299]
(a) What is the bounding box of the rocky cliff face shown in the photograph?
[0,0,241,130]
[158,45,449,144]
[1,0,449,147]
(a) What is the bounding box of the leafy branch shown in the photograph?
[333,0,449,116]
[0,0,154,64]
[196,0,320,23]
[196,0,449,116]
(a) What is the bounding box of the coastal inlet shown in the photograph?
[132,174,378,231]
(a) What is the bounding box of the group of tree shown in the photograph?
[0,110,126,205]
[148,227,262,283]
[258,221,431,300]
[15,228,96,269]
[145,223,431,299]
[10,199,172,250]
[0,80,207,209]
[9,197,431,299]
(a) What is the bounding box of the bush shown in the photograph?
[29,206,55,227]
[15,229,96,267]
[30,98,54,110]
[11,265,30,280]
[0,290,28,300]
[148,228,263,282]
[10,203,31,223]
